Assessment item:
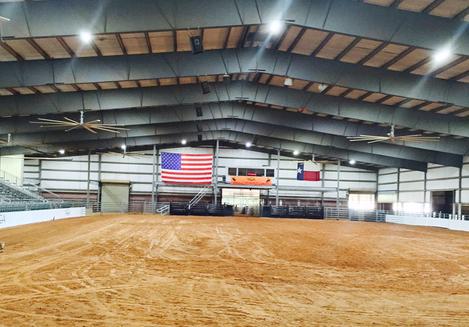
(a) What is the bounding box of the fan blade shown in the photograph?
[397,136,440,142]
[31,121,70,125]
[63,117,79,124]
[35,118,72,123]
[92,126,122,133]
[396,134,423,138]
[366,139,388,144]
[82,125,98,134]
[100,124,130,130]
[64,125,82,132]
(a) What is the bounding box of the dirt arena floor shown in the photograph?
[0,215,468,326]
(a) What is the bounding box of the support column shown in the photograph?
[275,149,280,206]
[396,168,401,204]
[423,170,427,203]
[86,151,91,208]
[336,160,341,214]
[213,140,219,204]
[458,166,462,219]
[151,145,156,211]
[38,158,42,189]
[320,164,325,207]
[97,154,102,205]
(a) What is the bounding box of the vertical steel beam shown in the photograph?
[86,151,91,208]
[213,139,219,204]
[155,149,160,203]
[276,149,280,206]
[423,170,427,204]
[321,163,325,207]
[151,145,156,211]
[336,160,341,215]
[97,154,102,205]
[396,168,400,204]
[458,166,463,219]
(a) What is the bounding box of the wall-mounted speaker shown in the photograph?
[190,36,203,54]
[201,81,210,94]
[195,105,203,117]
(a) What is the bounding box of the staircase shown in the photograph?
[188,185,211,209]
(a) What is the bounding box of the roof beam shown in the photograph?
[1,49,467,107]
[1,102,467,157]
[2,114,462,167]
[4,124,427,171]
[0,81,467,138]
[1,0,467,56]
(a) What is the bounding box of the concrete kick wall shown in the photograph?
[386,215,469,232]
[0,207,86,229]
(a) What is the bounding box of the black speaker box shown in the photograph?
[190,35,203,54]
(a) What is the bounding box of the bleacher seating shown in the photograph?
[0,182,43,202]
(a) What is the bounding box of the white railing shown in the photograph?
[156,204,170,215]
[188,185,211,209]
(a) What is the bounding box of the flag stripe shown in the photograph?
[161,152,213,184]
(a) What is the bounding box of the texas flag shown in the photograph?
[297,162,321,181]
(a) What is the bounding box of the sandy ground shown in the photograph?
[0,215,468,326]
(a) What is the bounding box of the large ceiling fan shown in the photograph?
[310,154,337,164]
[347,125,440,144]
[30,111,129,134]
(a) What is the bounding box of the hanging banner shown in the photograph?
[230,176,273,186]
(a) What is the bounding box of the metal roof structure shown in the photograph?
[0,0,467,171]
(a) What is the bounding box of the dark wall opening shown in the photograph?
[431,190,454,213]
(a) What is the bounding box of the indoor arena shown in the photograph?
[0,0,468,326]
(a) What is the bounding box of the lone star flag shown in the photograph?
[161,152,213,184]
[297,162,320,181]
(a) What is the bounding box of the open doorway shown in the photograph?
[431,190,454,214]
[222,188,261,216]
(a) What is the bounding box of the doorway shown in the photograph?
[222,188,261,216]
[431,190,454,214]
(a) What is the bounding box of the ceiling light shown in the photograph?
[318,84,327,92]
[293,150,299,156]
[181,139,187,145]
[284,77,293,87]
[120,144,127,151]
[433,47,452,65]
[0,16,11,22]
[245,141,252,148]
[267,20,283,35]
[349,159,356,165]
[79,30,93,43]
[58,149,65,155]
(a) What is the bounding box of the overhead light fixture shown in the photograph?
[79,30,93,44]
[181,139,187,145]
[245,141,252,148]
[318,84,327,92]
[120,144,127,151]
[349,159,356,165]
[58,149,65,155]
[433,46,452,65]
[293,150,299,156]
[0,16,11,22]
[284,77,293,87]
[267,20,283,35]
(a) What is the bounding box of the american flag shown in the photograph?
[161,152,213,184]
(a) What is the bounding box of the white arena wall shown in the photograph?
[377,156,469,210]
[23,147,377,201]
[0,207,86,229]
